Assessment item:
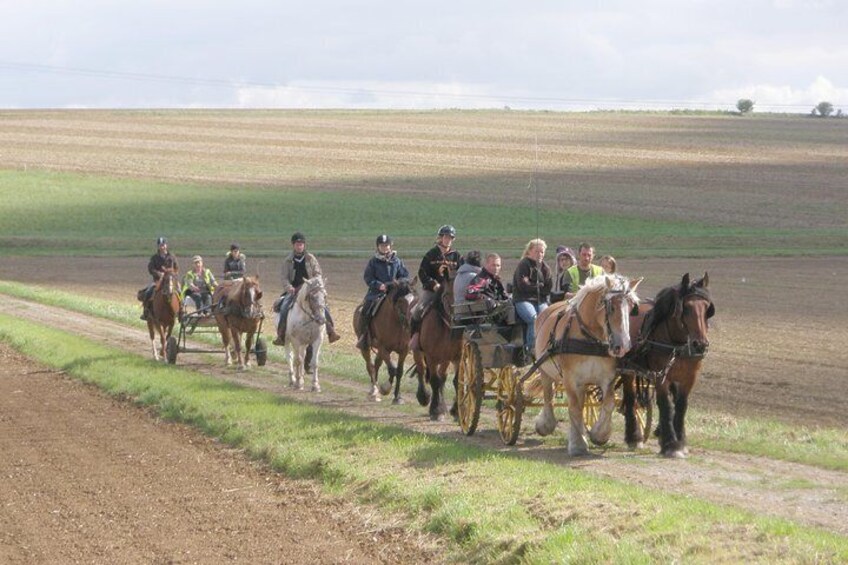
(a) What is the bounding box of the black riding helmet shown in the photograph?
[375,234,392,246]
[156,236,168,246]
[291,232,306,244]
[437,225,456,238]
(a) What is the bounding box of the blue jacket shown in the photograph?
[364,252,410,300]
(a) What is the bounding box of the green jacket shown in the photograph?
[567,264,605,291]
[181,268,217,298]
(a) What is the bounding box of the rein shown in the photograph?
[547,288,630,357]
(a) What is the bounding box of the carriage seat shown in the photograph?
[452,299,517,327]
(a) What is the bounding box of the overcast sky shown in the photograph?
[1,0,846,111]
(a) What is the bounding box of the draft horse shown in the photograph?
[533,275,642,456]
[285,276,327,392]
[353,279,416,403]
[147,268,181,362]
[212,276,264,371]
[415,277,463,421]
[620,272,714,458]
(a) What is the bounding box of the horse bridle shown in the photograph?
[646,292,711,360]
[302,283,326,325]
[574,287,636,347]
[238,280,263,319]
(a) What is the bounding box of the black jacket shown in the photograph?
[418,246,462,292]
[512,257,552,304]
[148,252,178,281]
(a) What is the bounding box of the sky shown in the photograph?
[1,0,846,112]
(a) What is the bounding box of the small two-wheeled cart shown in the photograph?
[453,301,653,446]
[165,305,268,366]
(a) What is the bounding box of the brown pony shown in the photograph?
[620,273,714,458]
[415,278,463,421]
[147,268,180,361]
[212,276,264,371]
[353,279,416,404]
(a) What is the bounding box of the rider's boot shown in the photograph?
[325,307,341,343]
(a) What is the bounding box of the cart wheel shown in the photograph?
[254,337,268,367]
[496,366,524,445]
[583,384,603,438]
[457,341,484,435]
[635,380,655,442]
[166,336,178,365]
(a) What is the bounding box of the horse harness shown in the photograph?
[547,287,633,357]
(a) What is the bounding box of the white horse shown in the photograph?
[532,275,642,456]
[284,276,327,392]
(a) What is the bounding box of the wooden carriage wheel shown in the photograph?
[457,341,484,435]
[583,384,604,435]
[495,365,524,445]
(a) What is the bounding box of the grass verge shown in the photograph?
[2,313,847,563]
[2,279,847,473]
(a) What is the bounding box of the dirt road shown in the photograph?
[0,341,438,564]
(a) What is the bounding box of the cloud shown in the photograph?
[703,76,848,111]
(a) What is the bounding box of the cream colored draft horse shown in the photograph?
[284,276,327,392]
[533,275,642,456]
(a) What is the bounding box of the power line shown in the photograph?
[0,60,841,110]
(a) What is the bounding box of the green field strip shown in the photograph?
[2,313,846,563]
[3,170,844,258]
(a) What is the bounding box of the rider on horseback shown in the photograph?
[141,236,179,320]
[356,234,411,351]
[273,231,341,346]
[408,225,462,351]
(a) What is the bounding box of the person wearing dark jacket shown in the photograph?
[409,224,462,351]
[512,239,552,353]
[141,236,179,319]
[357,234,410,350]
[465,253,509,303]
[223,243,246,280]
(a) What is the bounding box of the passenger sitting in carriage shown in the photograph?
[356,234,410,351]
[462,253,512,324]
[181,255,217,313]
[223,242,246,280]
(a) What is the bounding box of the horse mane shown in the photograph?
[390,279,413,304]
[567,275,618,313]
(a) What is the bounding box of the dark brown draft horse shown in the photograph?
[620,272,714,458]
[353,279,416,404]
[415,278,463,421]
[212,276,264,371]
[147,268,180,362]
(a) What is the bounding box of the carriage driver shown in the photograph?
[273,232,341,346]
[181,255,217,313]
[408,225,462,351]
[223,242,246,280]
[141,236,179,320]
[356,234,411,351]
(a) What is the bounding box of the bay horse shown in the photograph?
[620,272,714,458]
[147,268,180,362]
[353,279,416,404]
[212,276,264,371]
[285,276,327,392]
[532,275,642,456]
[415,276,463,421]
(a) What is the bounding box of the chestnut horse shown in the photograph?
[533,275,642,456]
[212,276,264,371]
[147,268,180,362]
[414,277,463,421]
[620,272,713,458]
[353,279,416,404]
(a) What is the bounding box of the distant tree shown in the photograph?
[815,101,834,117]
[837,109,844,118]
[736,99,754,114]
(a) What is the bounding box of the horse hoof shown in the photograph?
[378,382,393,396]
[661,449,686,459]
[628,441,646,450]
[568,447,590,457]
[416,390,430,407]
[430,413,445,422]
[392,397,405,405]
[311,385,321,393]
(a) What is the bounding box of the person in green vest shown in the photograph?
[565,242,605,300]
[181,255,217,313]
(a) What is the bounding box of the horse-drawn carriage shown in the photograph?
[165,304,268,366]
[453,281,655,448]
